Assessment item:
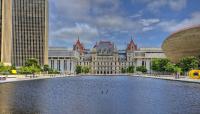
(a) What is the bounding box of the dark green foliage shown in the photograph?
[43,64,50,72]
[178,56,199,72]
[121,68,126,73]
[76,65,82,74]
[152,58,170,72]
[25,58,40,68]
[127,66,135,73]
[136,66,147,73]
[75,65,91,74]
[19,59,41,74]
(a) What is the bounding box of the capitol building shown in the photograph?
[49,38,166,74]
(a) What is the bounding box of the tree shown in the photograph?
[174,66,182,74]
[75,65,82,74]
[121,68,126,73]
[43,64,50,72]
[19,59,42,74]
[136,66,147,73]
[178,56,199,73]
[152,58,170,72]
[48,69,60,74]
[0,63,11,75]
[164,62,176,73]
[127,66,135,73]
[19,65,41,74]
[29,65,41,74]
[25,58,40,68]
[82,66,90,74]
[19,66,32,74]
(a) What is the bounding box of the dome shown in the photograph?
[162,26,200,63]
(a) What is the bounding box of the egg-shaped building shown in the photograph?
[162,26,200,63]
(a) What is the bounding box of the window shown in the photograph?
[57,60,61,71]
[51,60,54,69]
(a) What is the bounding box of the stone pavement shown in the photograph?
[132,75,200,84]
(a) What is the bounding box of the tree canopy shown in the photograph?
[152,58,170,72]
[136,66,147,73]
[178,56,199,72]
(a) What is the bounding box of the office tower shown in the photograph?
[0,0,48,66]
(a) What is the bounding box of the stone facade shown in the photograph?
[74,39,166,74]
[48,47,79,74]
[48,39,166,74]
[90,41,120,74]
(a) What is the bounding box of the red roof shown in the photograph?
[127,39,137,51]
[73,38,85,54]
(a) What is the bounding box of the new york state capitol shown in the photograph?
[48,38,166,74]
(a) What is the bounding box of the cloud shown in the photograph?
[159,12,200,32]
[132,0,187,12]
[142,27,154,32]
[168,0,187,11]
[140,19,160,26]
[50,23,99,44]
[49,0,192,48]
[51,0,90,20]
[50,0,120,21]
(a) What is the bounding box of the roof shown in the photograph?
[49,47,78,57]
[126,39,137,51]
[93,41,116,56]
[73,38,84,50]
[95,41,115,51]
[162,26,200,63]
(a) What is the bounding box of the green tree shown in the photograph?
[19,66,41,74]
[76,65,82,74]
[19,66,32,74]
[19,59,42,74]
[29,65,41,74]
[164,62,176,73]
[82,66,90,74]
[127,66,134,73]
[25,58,40,68]
[0,63,11,75]
[178,56,199,73]
[152,58,170,72]
[136,66,147,73]
[121,68,126,73]
[43,64,50,72]
[11,65,16,70]
[174,66,182,74]
[48,69,60,74]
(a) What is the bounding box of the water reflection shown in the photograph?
[0,76,200,114]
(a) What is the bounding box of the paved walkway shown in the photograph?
[132,75,200,84]
[0,75,69,84]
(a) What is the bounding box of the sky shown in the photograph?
[49,0,200,49]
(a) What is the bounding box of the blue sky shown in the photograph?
[49,0,200,49]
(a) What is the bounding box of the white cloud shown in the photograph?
[132,0,187,12]
[51,0,90,20]
[143,26,154,32]
[159,12,200,32]
[169,0,187,11]
[50,0,120,20]
[140,19,160,26]
[50,23,99,44]
[129,14,142,18]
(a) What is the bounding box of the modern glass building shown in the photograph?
[0,0,48,66]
